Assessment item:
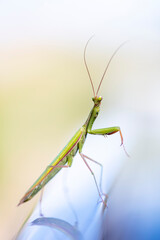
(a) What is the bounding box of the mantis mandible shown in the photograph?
[18,38,128,207]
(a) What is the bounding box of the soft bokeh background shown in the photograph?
[0,0,160,239]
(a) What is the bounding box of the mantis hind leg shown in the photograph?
[79,152,107,207]
[80,153,103,193]
[39,162,72,216]
[39,187,44,216]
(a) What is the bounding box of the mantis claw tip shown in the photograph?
[122,144,130,158]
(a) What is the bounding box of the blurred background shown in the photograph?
[0,0,160,239]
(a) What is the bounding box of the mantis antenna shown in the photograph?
[84,35,96,97]
[84,37,128,97]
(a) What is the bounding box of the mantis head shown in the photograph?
[92,96,103,106]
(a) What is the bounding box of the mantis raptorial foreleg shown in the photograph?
[88,126,129,157]
[88,126,124,145]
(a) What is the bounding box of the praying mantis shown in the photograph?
[18,38,128,207]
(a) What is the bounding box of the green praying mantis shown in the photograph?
[18,38,129,207]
